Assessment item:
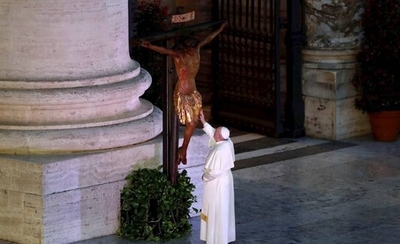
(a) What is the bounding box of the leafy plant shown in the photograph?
[118,166,198,241]
[352,0,400,113]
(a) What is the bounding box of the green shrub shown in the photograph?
[118,166,198,241]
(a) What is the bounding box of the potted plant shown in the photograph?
[352,0,400,141]
[118,166,198,242]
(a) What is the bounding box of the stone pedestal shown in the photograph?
[302,0,370,140]
[0,128,209,244]
[0,138,162,244]
[302,49,370,140]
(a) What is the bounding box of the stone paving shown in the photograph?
[74,134,400,244]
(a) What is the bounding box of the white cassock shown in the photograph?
[200,122,236,244]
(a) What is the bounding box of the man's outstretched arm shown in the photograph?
[199,109,215,138]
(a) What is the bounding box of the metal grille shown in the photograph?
[213,0,284,136]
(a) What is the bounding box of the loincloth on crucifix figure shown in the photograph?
[140,21,227,165]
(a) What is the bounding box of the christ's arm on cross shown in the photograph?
[139,40,179,57]
[198,21,228,48]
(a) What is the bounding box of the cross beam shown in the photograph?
[133,19,227,42]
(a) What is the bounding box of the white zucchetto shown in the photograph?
[221,127,230,139]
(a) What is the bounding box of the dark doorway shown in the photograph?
[211,0,304,137]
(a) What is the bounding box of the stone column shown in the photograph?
[302,0,370,140]
[0,0,162,243]
[0,0,162,153]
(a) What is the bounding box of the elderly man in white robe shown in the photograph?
[199,109,236,244]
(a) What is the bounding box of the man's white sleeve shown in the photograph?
[203,122,215,138]
[202,168,224,182]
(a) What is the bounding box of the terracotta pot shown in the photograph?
[369,110,400,142]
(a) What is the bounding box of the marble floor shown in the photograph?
[2,133,400,244]
[76,134,400,244]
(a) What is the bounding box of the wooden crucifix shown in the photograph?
[135,9,227,185]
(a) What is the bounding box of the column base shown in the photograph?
[302,48,371,140]
[0,128,209,244]
[304,96,371,140]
